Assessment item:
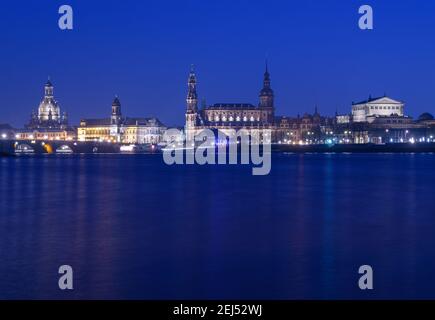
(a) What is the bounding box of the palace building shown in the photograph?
[15,79,76,141]
[352,96,405,122]
[184,64,275,142]
[78,97,166,144]
[183,64,339,144]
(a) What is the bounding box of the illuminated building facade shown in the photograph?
[78,97,166,144]
[28,79,68,129]
[184,65,275,142]
[183,65,340,145]
[15,79,75,141]
[352,96,405,123]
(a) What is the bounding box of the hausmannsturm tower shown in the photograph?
[185,65,199,140]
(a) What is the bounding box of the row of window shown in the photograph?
[125,130,160,135]
[18,133,67,139]
[383,120,408,124]
[82,130,110,135]
[370,106,401,110]
[209,116,261,122]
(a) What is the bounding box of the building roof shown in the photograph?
[352,96,403,105]
[418,112,434,121]
[123,117,165,127]
[204,103,258,110]
[0,124,14,130]
[80,118,111,126]
[80,117,165,127]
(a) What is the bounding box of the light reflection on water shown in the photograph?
[0,153,434,299]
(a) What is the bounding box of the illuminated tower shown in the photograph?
[110,96,123,142]
[111,96,122,125]
[259,62,275,123]
[185,65,199,139]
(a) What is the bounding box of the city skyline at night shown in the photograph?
[2,1,435,127]
[4,0,435,306]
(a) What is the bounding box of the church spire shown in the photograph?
[259,61,274,109]
[186,65,198,112]
[263,60,271,89]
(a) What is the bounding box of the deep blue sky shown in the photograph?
[1,0,435,127]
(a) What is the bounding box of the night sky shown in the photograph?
[1,0,435,127]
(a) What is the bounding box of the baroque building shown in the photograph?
[181,65,435,146]
[352,96,404,122]
[274,109,336,144]
[15,79,75,141]
[184,64,275,141]
[334,95,435,144]
[27,79,68,129]
[183,64,340,144]
[78,97,166,144]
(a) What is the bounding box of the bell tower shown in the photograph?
[259,61,275,123]
[185,65,199,139]
[110,96,123,142]
[111,96,122,125]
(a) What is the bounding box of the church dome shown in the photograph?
[38,98,60,121]
[418,112,434,121]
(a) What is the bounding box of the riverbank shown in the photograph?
[272,143,435,153]
[3,140,435,155]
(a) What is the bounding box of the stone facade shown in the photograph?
[78,97,166,144]
[352,96,404,123]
